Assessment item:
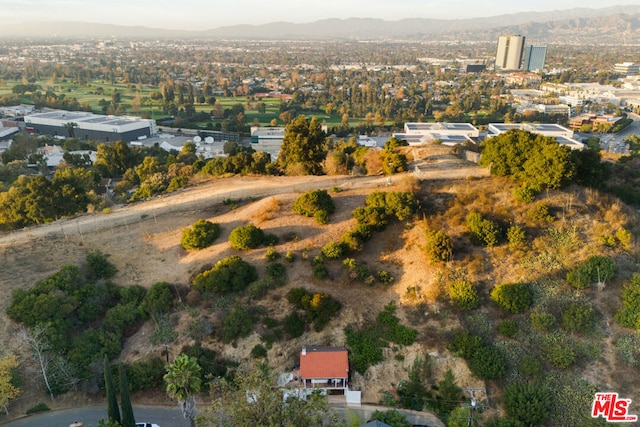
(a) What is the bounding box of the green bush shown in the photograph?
[343,258,374,284]
[251,344,268,359]
[376,270,395,284]
[528,203,554,223]
[615,273,640,329]
[542,333,576,369]
[447,279,480,310]
[353,206,388,231]
[490,282,532,313]
[282,311,305,338]
[265,262,286,283]
[519,355,542,379]
[365,191,416,221]
[26,403,50,415]
[221,306,253,343]
[229,224,265,250]
[86,250,118,280]
[503,383,552,427]
[292,189,335,224]
[124,358,165,392]
[498,320,519,338]
[513,184,538,203]
[142,281,173,318]
[507,225,527,249]
[192,255,258,293]
[180,219,221,250]
[469,346,506,380]
[370,409,411,427]
[425,230,453,262]
[448,331,484,359]
[530,312,556,331]
[287,287,342,332]
[345,327,383,374]
[321,241,346,259]
[566,255,616,290]
[562,302,598,334]
[312,256,329,279]
[466,211,502,247]
[264,247,280,261]
[284,250,296,262]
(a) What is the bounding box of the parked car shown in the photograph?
[135,423,160,427]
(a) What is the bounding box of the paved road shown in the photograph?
[2,405,191,427]
[1,403,445,427]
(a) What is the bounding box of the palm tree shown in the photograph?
[64,122,77,138]
[164,354,201,427]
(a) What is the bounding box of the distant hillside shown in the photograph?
[1,5,640,41]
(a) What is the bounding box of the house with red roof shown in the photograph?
[299,346,349,392]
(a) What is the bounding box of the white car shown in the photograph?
[135,423,160,427]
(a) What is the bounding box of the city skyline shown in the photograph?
[2,1,640,31]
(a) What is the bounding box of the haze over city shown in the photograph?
[3,0,640,30]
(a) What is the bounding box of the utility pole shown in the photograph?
[463,387,486,427]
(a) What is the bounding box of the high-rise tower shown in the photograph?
[495,35,526,71]
[524,45,547,72]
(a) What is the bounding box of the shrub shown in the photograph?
[26,403,50,415]
[282,311,305,338]
[507,225,527,249]
[142,281,173,318]
[321,241,346,259]
[312,256,329,279]
[519,355,542,379]
[284,250,296,262]
[343,258,374,284]
[468,346,506,380]
[292,189,335,224]
[263,233,279,246]
[229,224,265,250]
[353,206,388,231]
[530,312,556,331]
[266,262,286,281]
[566,255,616,289]
[615,273,640,329]
[561,302,598,334]
[490,282,532,313]
[447,279,480,310]
[376,270,395,284]
[448,331,484,359]
[86,250,118,280]
[466,212,502,247]
[181,219,220,250]
[513,184,538,203]
[287,287,342,332]
[542,333,576,369]
[425,230,453,262]
[192,255,258,293]
[369,409,411,427]
[498,320,519,338]
[503,383,552,427]
[365,191,416,221]
[264,247,280,261]
[221,306,253,343]
[125,358,165,392]
[345,327,383,374]
[250,344,268,359]
[528,203,554,223]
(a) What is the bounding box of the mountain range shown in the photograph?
[1,5,640,43]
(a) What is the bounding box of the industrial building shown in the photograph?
[614,62,639,76]
[495,35,526,71]
[24,110,157,142]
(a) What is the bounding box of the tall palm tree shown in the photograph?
[164,354,201,427]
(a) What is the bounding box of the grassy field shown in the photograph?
[0,79,373,128]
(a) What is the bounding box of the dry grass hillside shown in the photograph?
[1,145,639,424]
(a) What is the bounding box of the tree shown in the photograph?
[19,325,56,400]
[164,354,202,427]
[0,356,19,415]
[207,366,340,427]
[119,364,135,427]
[228,224,265,250]
[490,282,532,313]
[292,189,336,224]
[425,230,453,262]
[278,115,328,175]
[104,356,121,426]
[503,383,552,427]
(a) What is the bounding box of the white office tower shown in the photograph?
[495,35,526,71]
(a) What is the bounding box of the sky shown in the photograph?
[3,0,640,30]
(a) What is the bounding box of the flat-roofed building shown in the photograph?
[487,123,584,150]
[250,126,286,150]
[614,62,639,76]
[395,122,479,146]
[24,110,157,142]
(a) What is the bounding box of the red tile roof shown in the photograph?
[300,346,349,379]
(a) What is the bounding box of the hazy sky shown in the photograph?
[3,0,640,30]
